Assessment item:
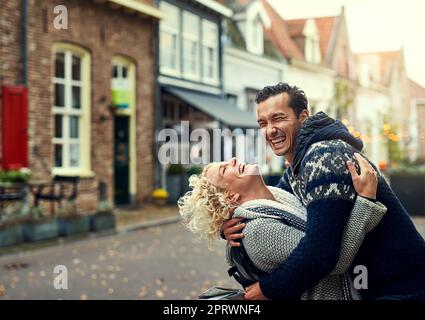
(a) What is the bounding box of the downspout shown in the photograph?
[21,0,29,85]
[153,1,162,188]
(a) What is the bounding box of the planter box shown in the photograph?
[23,220,59,242]
[58,216,90,237]
[89,213,116,232]
[0,225,24,247]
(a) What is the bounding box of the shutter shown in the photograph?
[1,86,29,169]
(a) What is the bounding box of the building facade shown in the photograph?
[0,0,162,211]
[157,0,258,188]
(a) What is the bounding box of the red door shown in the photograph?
[1,86,29,169]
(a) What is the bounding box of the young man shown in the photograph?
[223,82,425,300]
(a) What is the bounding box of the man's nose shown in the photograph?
[230,157,237,167]
[267,126,277,138]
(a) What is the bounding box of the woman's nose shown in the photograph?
[230,157,237,167]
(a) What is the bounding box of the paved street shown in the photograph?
[0,216,424,300]
[0,222,235,300]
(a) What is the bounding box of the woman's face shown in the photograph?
[204,158,262,200]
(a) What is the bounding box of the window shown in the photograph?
[247,17,264,55]
[52,44,91,175]
[182,11,200,80]
[246,88,259,114]
[202,20,219,83]
[159,1,220,85]
[160,2,180,75]
[112,60,131,109]
[306,36,321,64]
[226,93,238,105]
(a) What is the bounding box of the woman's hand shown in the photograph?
[347,153,378,200]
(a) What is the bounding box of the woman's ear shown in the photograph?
[228,193,240,204]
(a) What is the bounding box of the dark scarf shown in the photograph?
[291,112,364,175]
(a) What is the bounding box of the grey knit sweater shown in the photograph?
[226,186,387,300]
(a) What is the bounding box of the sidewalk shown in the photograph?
[115,204,181,232]
[0,204,181,257]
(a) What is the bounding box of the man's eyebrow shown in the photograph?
[272,112,287,117]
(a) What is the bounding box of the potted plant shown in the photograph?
[56,202,90,237]
[166,164,186,203]
[22,207,59,242]
[0,207,27,248]
[152,188,169,206]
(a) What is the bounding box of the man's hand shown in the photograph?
[347,153,378,199]
[222,213,245,247]
[244,282,268,300]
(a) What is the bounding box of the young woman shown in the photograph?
[178,154,386,300]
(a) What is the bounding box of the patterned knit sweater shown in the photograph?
[261,112,425,300]
[227,187,387,300]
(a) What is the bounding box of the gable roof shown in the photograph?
[409,78,425,100]
[314,16,337,61]
[261,0,304,60]
[286,19,306,38]
[356,50,404,85]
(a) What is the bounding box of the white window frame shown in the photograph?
[182,10,201,81]
[52,43,92,177]
[159,1,181,77]
[247,16,264,55]
[202,19,219,85]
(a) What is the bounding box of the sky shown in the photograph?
[268,0,425,88]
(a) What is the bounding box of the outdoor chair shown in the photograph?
[32,175,79,216]
[0,185,27,213]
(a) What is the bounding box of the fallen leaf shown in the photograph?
[138,286,148,298]
[0,284,6,297]
[155,289,165,299]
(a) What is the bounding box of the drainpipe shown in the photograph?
[153,1,162,188]
[21,0,29,85]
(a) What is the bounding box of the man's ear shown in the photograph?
[299,109,309,123]
[228,193,240,204]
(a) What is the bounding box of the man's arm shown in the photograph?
[259,146,357,300]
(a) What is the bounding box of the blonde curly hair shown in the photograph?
[178,164,235,245]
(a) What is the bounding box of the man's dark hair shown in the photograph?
[255,82,308,118]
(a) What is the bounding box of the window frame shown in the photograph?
[52,43,92,177]
[182,10,201,81]
[201,19,219,85]
[159,1,181,77]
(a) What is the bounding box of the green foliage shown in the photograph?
[166,164,186,175]
[0,169,31,183]
[186,165,203,176]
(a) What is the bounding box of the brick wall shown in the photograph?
[0,0,157,214]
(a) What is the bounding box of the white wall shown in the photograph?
[354,86,390,164]
[284,64,335,115]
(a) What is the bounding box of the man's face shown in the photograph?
[256,93,308,161]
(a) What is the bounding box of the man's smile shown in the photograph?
[270,135,287,148]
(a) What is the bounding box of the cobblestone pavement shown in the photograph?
[0,222,234,300]
[0,216,424,300]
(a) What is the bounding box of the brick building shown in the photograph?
[0,0,163,212]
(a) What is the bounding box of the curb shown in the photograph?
[0,216,182,258]
[117,215,182,234]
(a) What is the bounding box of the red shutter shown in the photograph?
[1,86,29,170]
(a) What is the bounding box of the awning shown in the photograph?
[164,87,258,128]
